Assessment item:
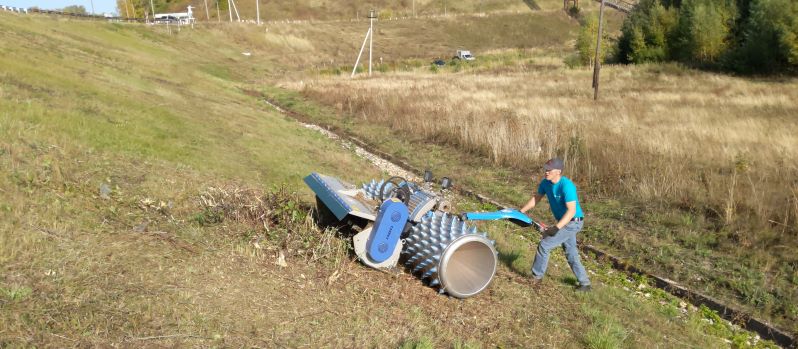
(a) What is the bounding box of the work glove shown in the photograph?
[543,225,559,237]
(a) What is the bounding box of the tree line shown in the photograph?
[580,0,798,74]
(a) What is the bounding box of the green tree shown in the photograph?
[116,0,191,18]
[617,0,677,63]
[577,15,611,66]
[735,0,798,72]
[671,0,736,65]
[61,5,88,14]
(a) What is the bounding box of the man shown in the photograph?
[520,157,591,292]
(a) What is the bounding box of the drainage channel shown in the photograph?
[260,95,796,348]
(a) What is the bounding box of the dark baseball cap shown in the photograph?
[543,158,564,171]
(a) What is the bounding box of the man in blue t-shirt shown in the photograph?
[520,157,591,292]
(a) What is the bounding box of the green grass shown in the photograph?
[583,306,628,349]
[0,11,783,348]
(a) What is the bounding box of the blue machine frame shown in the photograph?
[463,208,542,229]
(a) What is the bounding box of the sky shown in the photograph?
[2,0,118,15]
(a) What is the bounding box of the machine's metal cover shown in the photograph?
[367,199,408,263]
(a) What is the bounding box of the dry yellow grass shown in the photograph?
[175,0,539,21]
[280,53,798,330]
[286,61,798,231]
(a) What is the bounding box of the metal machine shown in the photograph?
[462,208,548,232]
[305,171,501,298]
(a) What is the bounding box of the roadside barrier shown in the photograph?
[0,4,146,22]
[27,8,145,22]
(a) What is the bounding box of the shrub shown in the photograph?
[617,0,677,63]
[568,5,581,17]
[577,15,611,66]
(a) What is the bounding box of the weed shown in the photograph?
[0,285,32,302]
[400,337,434,349]
[193,207,225,226]
[583,306,628,349]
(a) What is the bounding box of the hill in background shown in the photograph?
[118,0,542,21]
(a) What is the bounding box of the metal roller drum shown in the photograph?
[402,211,498,298]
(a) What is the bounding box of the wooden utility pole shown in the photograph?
[592,0,606,100]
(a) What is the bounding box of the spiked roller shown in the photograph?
[402,211,498,298]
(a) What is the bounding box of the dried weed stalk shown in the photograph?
[198,186,349,265]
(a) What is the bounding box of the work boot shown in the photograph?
[575,284,592,292]
[528,277,543,289]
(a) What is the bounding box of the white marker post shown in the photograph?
[351,9,377,78]
[256,0,260,25]
[368,9,375,76]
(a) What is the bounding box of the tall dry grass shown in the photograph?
[283,59,798,327]
[286,61,798,255]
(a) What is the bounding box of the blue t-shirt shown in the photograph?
[537,176,584,221]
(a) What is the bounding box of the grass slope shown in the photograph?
[0,11,777,348]
[165,0,540,22]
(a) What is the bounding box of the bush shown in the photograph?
[577,15,611,66]
[617,0,677,63]
[568,5,581,17]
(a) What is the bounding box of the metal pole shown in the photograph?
[230,0,241,21]
[256,0,260,24]
[204,0,210,20]
[351,27,371,77]
[593,0,605,100]
[369,13,373,76]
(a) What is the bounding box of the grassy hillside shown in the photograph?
[156,0,541,22]
[0,10,779,348]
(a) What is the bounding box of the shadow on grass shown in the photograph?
[498,248,530,276]
[523,0,542,10]
[560,275,578,287]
